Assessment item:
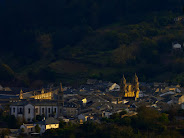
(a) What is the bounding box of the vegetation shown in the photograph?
[0,0,184,87]
[0,128,10,138]
[0,109,23,129]
[35,124,41,133]
[43,106,184,137]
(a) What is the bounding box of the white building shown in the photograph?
[10,100,78,122]
[108,83,120,92]
[20,117,59,134]
[10,100,62,122]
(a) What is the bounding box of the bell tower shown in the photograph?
[19,89,23,99]
[57,83,64,118]
[121,74,140,100]
[41,88,44,94]
[120,75,128,97]
[134,73,140,98]
[58,83,64,105]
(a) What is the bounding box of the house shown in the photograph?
[102,111,112,118]
[86,79,98,85]
[20,117,59,135]
[79,85,93,92]
[78,113,94,124]
[139,91,144,98]
[164,86,182,93]
[122,99,129,104]
[20,124,35,135]
[78,114,88,122]
[62,102,78,118]
[4,87,12,91]
[172,95,184,105]
[108,83,120,92]
[82,98,87,106]
[35,117,59,134]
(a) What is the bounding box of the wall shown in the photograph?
[24,104,34,122]
[10,106,18,117]
[46,124,59,130]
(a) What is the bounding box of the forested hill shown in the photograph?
[0,0,184,87]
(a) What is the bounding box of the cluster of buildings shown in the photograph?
[174,16,184,23]
[0,74,184,136]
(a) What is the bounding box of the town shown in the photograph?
[0,74,183,137]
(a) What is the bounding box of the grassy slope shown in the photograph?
[2,12,184,87]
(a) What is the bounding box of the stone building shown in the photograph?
[10,83,78,122]
[120,74,140,100]
[20,117,59,134]
[10,100,59,122]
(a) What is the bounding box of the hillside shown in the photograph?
[0,0,184,87]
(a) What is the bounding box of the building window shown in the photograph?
[13,108,15,113]
[60,109,62,113]
[54,108,56,113]
[35,108,38,113]
[48,108,50,113]
[42,108,44,114]
[20,108,22,113]
[28,108,31,114]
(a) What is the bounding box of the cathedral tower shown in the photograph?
[134,73,140,98]
[120,75,127,96]
[120,74,140,99]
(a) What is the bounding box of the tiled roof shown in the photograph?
[10,100,58,106]
[35,117,59,125]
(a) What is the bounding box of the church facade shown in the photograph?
[120,74,140,99]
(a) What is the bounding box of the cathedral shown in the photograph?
[120,74,140,99]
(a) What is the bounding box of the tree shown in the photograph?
[21,128,25,133]
[59,121,66,128]
[8,115,17,129]
[159,113,169,124]
[1,128,10,138]
[35,124,41,133]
